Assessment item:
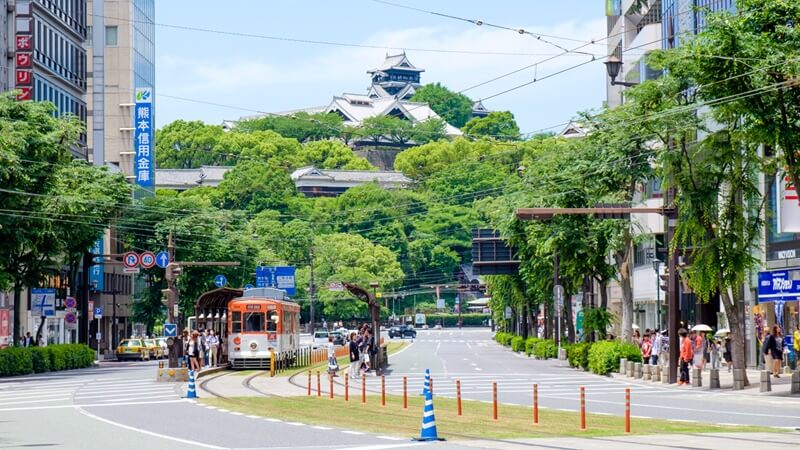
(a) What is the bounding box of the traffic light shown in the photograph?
[659,269,669,292]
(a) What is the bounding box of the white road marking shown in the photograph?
[286,421,303,426]
[246,415,260,419]
[230,412,244,416]
[312,425,332,430]
[76,406,224,449]
[339,443,423,450]
[377,436,405,440]
[265,418,282,422]
[342,430,365,435]
[94,395,173,403]
[0,397,70,405]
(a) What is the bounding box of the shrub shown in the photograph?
[567,342,592,369]
[533,339,557,359]
[524,337,541,356]
[511,336,525,352]
[588,340,643,375]
[494,332,513,346]
[425,313,490,327]
[0,344,94,377]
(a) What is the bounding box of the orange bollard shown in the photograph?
[533,383,539,425]
[456,379,462,416]
[329,375,334,399]
[492,381,498,421]
[402,376,407,409]
[361,376,366,404]
[625,387,631,433]
[307,370,311,396]
[580,386,586,431]
[430,377,433,395]
[381,375,386,406]
[317,371,321,397]
[345,373,349,402]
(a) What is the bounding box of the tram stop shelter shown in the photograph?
[193,287,243,365]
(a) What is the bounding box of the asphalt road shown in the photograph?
[0,360,433,450]
[383,329,800,428]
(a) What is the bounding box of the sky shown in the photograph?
[154,0,609,134]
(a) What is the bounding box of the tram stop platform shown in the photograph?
[194,368,308,398]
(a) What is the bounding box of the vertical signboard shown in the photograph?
[0,309,10,348]
[14,0,33,101]
[777,174,800,233]
[134,88,154,187]
[90,238,104,292]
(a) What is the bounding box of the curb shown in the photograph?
[196,366,227,379]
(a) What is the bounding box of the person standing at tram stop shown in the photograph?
[764,325,784,378]
[206,330,219,368]
[326,335,339,379]
[641,333,652,365]
[679,328,692,386]
[348,332,360,380]
[186,331,203,372]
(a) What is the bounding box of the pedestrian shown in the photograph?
[185,331,202,372]
[691,330,704,369]
[23,332,33,348]
[765,325,783,378]
[360,328,372,376]
[679,328,692,386]
[709,338,720,370]
[723,337,732,372]
[181,330,190,368]
[201,330,209,368]
[794,324,800,368]
[641,333,652,364]
[650,330,660,366]
[348,332,360,380]
[634,329,641,346]
[327,335,339,378]
[761,328,772,372]
[207,330,219,367]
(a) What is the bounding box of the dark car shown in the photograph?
[330,331,346,346]
[389,324,417,339]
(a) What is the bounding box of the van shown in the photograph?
[312,331,329,349]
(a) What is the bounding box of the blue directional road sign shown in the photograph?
[244,284,254,290]
[155,251,170,269]
[31,288,56,317]
[255,266,296,296]
[163,323,177,337]
[214,274,227,288]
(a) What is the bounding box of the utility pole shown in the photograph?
[80,252,92,344]
[309,245,315,335]
[665,189,680,384]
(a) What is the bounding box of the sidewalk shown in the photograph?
[610,364,798,396]
[460,432,800,450]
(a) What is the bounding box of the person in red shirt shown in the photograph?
[641,334,653,362]
[679,328,692,385]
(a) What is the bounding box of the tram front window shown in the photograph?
[244,312,265,332]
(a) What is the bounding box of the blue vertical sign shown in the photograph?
[134,87,153,187]
[255,266,296,296]
[90,238,103,292]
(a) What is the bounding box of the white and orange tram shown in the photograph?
[226,288,300,369]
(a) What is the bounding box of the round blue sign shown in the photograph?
[214,274,227,288]
[155,251,170,268]
[244,284,254,290]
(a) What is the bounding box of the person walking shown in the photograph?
[641,333,652,364]
[765,325,784,378]
[185,331,202,372]
[761,328,772,372]
[723,337,732,372]
[207,330,219,367]
[650,330,661,366]
[691,330,704,369]
[326,335,339,379]
[348,332,360,380]
[679,328,692,386]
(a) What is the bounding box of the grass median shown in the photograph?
[201,392,760,440]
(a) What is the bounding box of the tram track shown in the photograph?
[197,369,273,399]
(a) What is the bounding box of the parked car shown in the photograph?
[143,339,164,359]
[330,331,346,346]
[312,331,330,349]
[156,337,169,357]
[116,339,150,361]
[389,325,417,339]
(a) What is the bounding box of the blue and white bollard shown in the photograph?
[187,370,198,399]
[417,387,440,440]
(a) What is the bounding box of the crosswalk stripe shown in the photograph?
[0,397,71,405]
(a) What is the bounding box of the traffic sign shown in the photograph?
[214,274,227,288]
[140,251,156,269]
[163,323,177,337]
[327,281,344,292]
[94,307,103,319]
[244,284,254,290]
[31,288,56,317]
[554,284,565,312]
[123,252,140,268]
[64,296,77,310]
[64,312,77,329]
[155,251,170,268]
[123,267,141,274]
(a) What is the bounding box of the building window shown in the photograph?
[86,25,92,44]
[105,26,118,46]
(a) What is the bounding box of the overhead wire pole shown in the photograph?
[309,244,315,335]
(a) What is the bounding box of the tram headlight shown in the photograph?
[249,341,258,351]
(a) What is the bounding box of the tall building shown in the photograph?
[84,0,155,352]
[12,0,88,157]
[1,1,13,91]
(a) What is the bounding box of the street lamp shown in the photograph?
[604,55,639,87]
[652,259,662,330]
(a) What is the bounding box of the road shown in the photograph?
[382,329,800,428]
[0,360,428,450]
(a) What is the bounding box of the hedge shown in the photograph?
[511,336,525,352]
[494,332,514,346]
[587,341,642,375]
[525,337,541,356]
[533,339,557,359]
[0,344,95,377]
[567,342,593,370]
[426,313,490,327]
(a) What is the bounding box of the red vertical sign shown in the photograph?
[0,309,10,348]
[15,11,33,101]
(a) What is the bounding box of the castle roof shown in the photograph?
[367,52,425,74]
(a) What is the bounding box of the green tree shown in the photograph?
[462,111,520,140]
[0,95,130,342]
[411,82,473,128]
[216,161,296,213]
[295,140,374,170]
[236,112,343,142]
[359,116,413,145]
[155,120,226,168]
[410,118,448,144]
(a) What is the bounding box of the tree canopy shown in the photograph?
[410,82,474,128]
